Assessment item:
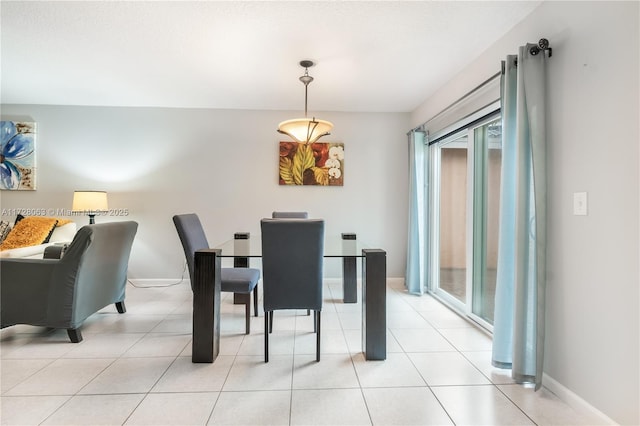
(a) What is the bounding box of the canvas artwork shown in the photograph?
[1,121,36,190]
[279,141,344,186]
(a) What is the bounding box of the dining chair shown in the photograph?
[261,218,324,362]
[271,211,308,219]
[271,211,312,316]
[173,213,260,334]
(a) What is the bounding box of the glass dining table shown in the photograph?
[191,232,386,363]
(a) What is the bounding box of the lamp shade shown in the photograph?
[72,191,108,212]
[277,118,333,144]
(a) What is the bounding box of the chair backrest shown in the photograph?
[173,213,209,290]
[260,218,324,312]
[48,221,138,328]
[271,211,309,219]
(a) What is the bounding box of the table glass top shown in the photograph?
[213,234,366,258]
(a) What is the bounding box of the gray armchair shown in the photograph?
[261,218,324,362]
[0,221,138,343]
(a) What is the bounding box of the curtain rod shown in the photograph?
[410,70,501,134]
[411,38,552,134]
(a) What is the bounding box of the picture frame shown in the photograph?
[279,141,344,186]
[1,121,36,190]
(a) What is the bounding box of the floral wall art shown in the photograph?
[1,121,36,190]
[279,141,344,186]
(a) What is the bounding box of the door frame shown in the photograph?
[425,101,500,331]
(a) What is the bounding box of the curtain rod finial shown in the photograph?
[530,38,552,57]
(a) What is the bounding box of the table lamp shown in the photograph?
[72,191,108,224]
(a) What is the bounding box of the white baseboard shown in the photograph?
[323,277,346,286]
[542,373,617,425]
[322,277,404,285]
[129,277,405,287]
[127,278,188,287]
[386,277,405,287]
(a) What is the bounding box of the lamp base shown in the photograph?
[88,214,96,225]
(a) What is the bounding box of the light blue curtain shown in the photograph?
[492,44,548,390]
[406,130,427,294]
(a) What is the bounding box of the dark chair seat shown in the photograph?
[221,268,260,293]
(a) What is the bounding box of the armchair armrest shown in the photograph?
[0,258,58,327]
[44,244,69,259]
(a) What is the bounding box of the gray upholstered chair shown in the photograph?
[0,221,138,343]
[261,218,324,362]
[272,211,311,316]
[271,211,308,219]
[173,213,260,334]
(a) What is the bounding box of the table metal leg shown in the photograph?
[342,256,357,303]
[233,233,250,305]
[342,233,357,303]
[233,232,250,268]
[362,249,386,360]
[192,249,221,363]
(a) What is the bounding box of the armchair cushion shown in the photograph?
[0,222,77,258]
[49,221,77,240]
[0,216,58,250]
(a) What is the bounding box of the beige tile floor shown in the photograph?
[1,279,607,425]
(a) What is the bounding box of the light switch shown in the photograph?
[573,192,588,216]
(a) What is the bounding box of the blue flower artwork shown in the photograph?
[1,121,36,190]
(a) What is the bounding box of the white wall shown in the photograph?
[0,106,410,280]
[412,2,639,424]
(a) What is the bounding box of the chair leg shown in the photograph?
[234,293,251,334]
[313,311,317,333]
[253,285,259,317]
[264,313,269,363]
[316,311,321,362]
[115,301,126,314]
[245,299,251,335]
[268,311,274,334]
[67,328,83,343]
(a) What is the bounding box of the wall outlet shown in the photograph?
[573,192,588,216]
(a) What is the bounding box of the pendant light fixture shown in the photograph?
[277,60,333,144]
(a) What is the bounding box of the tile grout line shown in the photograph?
[1,281,588,425]
[401,285,540,425]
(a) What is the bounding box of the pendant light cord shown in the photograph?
[300,67,313,118]
[304,82,308,117]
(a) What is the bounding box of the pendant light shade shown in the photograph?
[277,117,333,144]
[278,60,333,144]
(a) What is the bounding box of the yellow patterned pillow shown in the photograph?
[0,217,59,251]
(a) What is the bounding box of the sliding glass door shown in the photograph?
[432,131,469,311]
[428,109,501,328]
[471,118,502,324]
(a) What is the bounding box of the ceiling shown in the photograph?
[0,1,541,113]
